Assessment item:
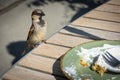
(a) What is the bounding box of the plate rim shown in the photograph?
[60,40,120,80]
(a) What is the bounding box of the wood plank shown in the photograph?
[33,43,70,59]
[107,0,120,5]
[47,32,92,48]
[32,33,92,58]
[96,4,120,13]
[18,54,65,77]
[61,25,120,40]
[2,66,67,80]
[71,17,120,32]
[84,10,120,22]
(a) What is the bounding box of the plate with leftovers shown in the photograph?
[60,40,120,80]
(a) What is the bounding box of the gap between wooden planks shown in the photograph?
[71,17,120,33]
[95,3,120,13]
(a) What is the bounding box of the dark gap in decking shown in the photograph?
[63,26,105,40]
[59,32,101,40]
[31,53,58,60]
[70,24,120,33]
[18,65,52,75]
[106,3,120,6]
[83,16,120,23]
[46,42,72,49]
[95,10,120,14]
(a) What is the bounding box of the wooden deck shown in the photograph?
[1,0,120,80]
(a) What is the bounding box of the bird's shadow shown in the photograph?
[7,41,31,65]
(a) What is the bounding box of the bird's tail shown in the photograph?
[22,45,31,56]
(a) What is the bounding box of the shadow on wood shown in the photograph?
[63,26,105,40]
[52,57,68,80]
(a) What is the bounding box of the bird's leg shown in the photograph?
[32,44,39,48]
[42,39,47,43]
[32,40,47,48]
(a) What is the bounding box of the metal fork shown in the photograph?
[102,51,120,67]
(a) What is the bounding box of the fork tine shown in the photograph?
[102,53,114,66]
[103,51,120,67]
[106,51,120,63]
[102,53,118,67]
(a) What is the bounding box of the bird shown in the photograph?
[22,9,47,55]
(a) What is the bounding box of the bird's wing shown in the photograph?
[27,25,35,40]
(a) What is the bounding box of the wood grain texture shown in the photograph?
[84,10,120,22]
[107,0,120,5]
[96,4,120,13]
[2,66,67,80]
[18,54,65,77]
[32,43,70,59]
[71,17,120,32]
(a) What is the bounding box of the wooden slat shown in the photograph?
[18,54,65,77]
[32,33,92,58]
[107,0,120,5]
[2,66,67,80]
[33,43,70,59]
[84,10,120,22]
[71,17,120,32]
[96,4,120,13]
[47,32,92,48]
[61,25,120,40]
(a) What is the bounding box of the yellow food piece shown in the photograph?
[79,59,107,76]
[80,59,90,67]
[92,64,107,76]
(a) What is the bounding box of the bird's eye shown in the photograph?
[36,12,45,16]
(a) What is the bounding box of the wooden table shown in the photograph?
[1,0,120,80]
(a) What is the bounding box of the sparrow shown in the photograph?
[22,9,47,55]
